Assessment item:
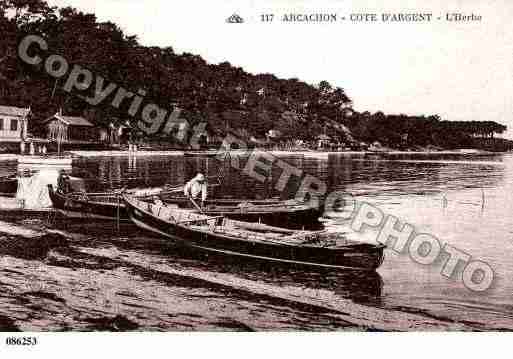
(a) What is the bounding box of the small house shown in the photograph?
[106,120,133,145]
[316,134,331,149]
[0,105,30,143]
[43,112,95,143]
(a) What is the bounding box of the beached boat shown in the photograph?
[48,186,127,220]
[123,194,385,270]
[47,184,174,221]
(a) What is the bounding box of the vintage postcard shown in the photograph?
[0,0,512,356]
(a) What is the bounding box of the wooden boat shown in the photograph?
[48,185,127,220]
[0,175,18,196]
[47,184,173,221]
[123,194,385,271]
[160,192,322,228]
[49,184,322,227]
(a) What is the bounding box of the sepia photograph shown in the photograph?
[1,0,513,355]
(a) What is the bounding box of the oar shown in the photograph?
[188,196,204,213]
[114,186,128,195]
[114,187,127,233]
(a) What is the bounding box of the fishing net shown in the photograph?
[16,169,59,209]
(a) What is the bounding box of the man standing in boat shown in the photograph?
[57,169,70,194]
[184,173,207,207]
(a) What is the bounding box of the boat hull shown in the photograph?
[183,151,222,157]
[0,176,18,196]
[49,186,322,228]
[161,197,322,229]
[48,185,129,221]
[124,195,385,271]
[206,208,321,229]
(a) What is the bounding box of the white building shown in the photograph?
[0,105,30,143]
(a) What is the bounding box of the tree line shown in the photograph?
[0,0,508,150]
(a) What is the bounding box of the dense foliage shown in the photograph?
[0,0,508,149]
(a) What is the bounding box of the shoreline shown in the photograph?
[0,220,472,331]
[69,150,185,158]
[70,149,507,158]
[0,149,505,162]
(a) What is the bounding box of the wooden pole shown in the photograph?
[188,196,203,213]
[117,194,120,233]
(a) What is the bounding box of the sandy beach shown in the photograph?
[0,220,472,331]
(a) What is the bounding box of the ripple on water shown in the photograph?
[1,153,512,330]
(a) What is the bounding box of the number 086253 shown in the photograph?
[5,337,38,346]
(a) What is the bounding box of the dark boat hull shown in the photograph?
[183,151,221,157]
[205,208,321,229]
[0,176,18,196]
[160,195,322,229]
[123,195,385,271]
[48,185,129,221]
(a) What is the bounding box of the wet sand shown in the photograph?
[0,219,477,332]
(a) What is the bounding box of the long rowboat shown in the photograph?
[48,185,322,228]
[123,194,385,271]
[160,192,322,228]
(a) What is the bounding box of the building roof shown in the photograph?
[44,114,94,127]
[0,105,30,118]
[316,134,331,140]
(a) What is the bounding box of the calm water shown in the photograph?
[1,152,512,331]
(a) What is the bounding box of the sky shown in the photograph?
[46,0,513,137]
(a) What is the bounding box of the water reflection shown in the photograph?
[172,248,384,305]
[76,156,186,191]
[0,152,511,330]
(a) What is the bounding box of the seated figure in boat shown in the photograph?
[184,173,207,207]
[152,195,163,206]
[57,170,70,194]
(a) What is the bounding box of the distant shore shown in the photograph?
[267,149,498,156]
[69,150,184,158]
[0,148,503,162]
